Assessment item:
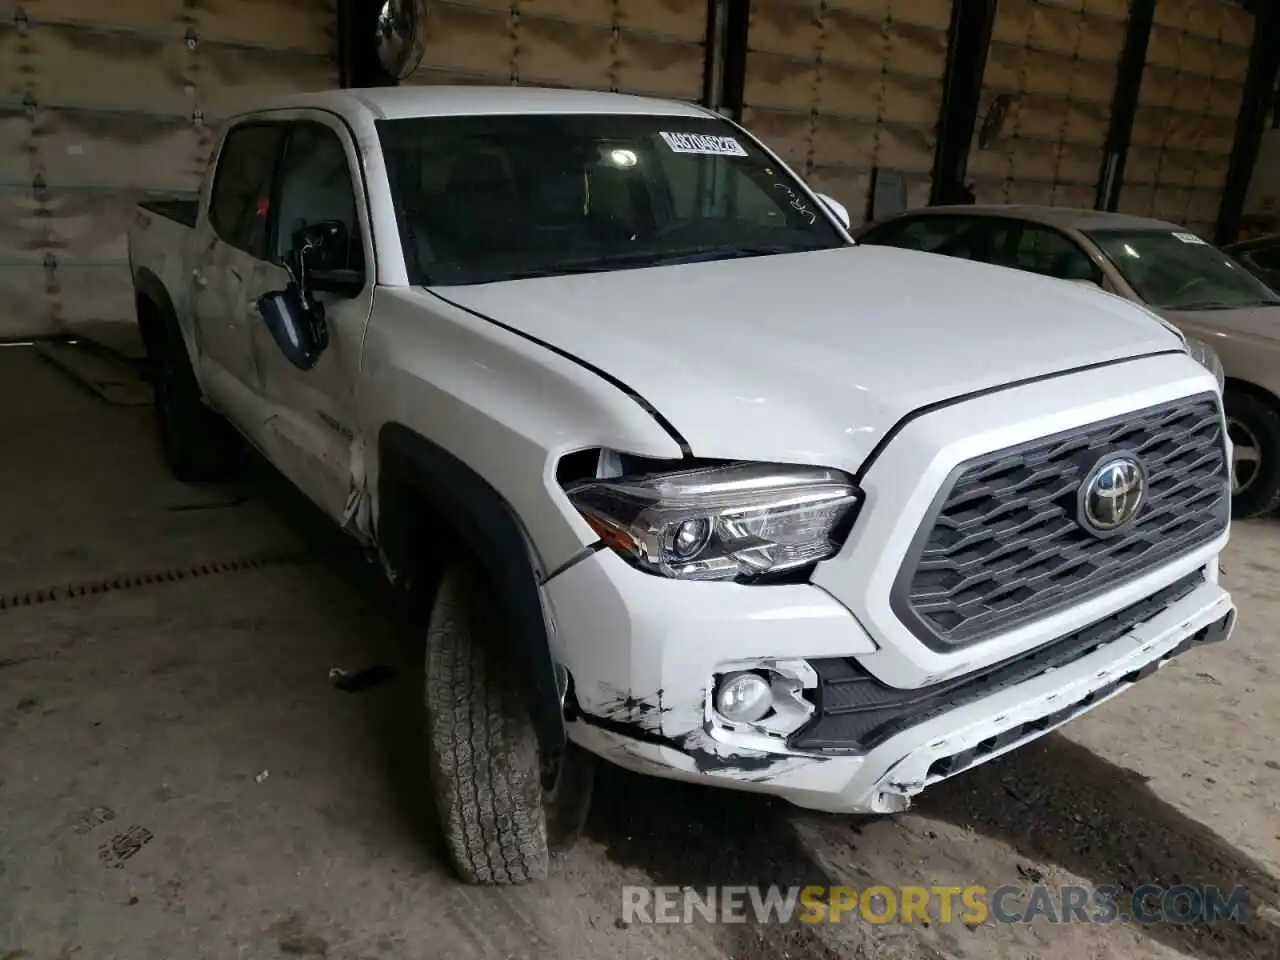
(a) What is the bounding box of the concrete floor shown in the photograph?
[1,346,1276,960]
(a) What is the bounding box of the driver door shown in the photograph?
[189,122,286,428]
[243,117,374,526]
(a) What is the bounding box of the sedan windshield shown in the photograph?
[377,113,846,285]
[1087,228,1280,310]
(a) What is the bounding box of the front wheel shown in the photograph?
[423,561,593,885]
[1224,387,1280,518]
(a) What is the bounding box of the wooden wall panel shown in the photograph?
[742,0,951,226]
[1117,0,1252,237]
[408,0,708,100]
[0,0,336,339]
[970,0,1126,209]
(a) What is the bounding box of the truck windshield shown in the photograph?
[1087,228,1280,311]
[377,113,846,286]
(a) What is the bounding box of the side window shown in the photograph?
[273,122,364,274]
[1244,245,1280,271]
[1009,224,1101,282]
[209,124,285,258]
[859,216,969,253]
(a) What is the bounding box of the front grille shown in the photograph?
[892,393,1228,650]
[791,571,1204,753]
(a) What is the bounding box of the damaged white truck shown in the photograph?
[129,87,1236,886]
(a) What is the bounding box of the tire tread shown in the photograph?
[425,564,549,885]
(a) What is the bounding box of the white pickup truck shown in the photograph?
[129,86,1236,886]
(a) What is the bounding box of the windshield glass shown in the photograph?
[377,113,846,285]
[1087,228,1280,310]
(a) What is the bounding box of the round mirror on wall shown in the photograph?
[376,0,426,79]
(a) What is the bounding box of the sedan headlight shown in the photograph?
[566,462,861,582]
[1186,337,1225,391]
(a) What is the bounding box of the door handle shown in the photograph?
[191,268,208,288]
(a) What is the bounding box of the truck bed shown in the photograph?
[139,197,198,229]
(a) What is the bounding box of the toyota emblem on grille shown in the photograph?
[1078,453,1147,536]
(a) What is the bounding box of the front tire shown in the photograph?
[1224,387,1280,518]
[424,561,592,885]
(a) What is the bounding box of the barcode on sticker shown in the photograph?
[659,132,748,157]
[1173,231,1206,244]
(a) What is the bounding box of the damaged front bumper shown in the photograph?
[545,549,1235,814]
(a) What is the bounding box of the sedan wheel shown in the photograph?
[1226,416,1260,496]
[1222,388,1280,518]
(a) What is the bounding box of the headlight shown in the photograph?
[566,461,861,582]
[1186,337,1225,391]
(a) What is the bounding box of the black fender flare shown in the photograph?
[132,266,182,359]
[377,422,566,753]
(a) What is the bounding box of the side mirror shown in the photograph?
[258,286,329,371]
[287,220,364,299]
[814,192,851,231]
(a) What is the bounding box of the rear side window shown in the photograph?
[209,124,285,258]
[862,215,1022,268]
[859,215,972,253]
[1006,223,1101,282]
[1243,244,1280,271]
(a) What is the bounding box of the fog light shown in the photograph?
[715,671,774,723]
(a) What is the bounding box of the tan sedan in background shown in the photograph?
[855,205,1280,517]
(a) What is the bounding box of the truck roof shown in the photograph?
[247,85,714,123]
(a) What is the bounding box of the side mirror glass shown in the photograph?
[814,192,851,231]
[258,285,329,371]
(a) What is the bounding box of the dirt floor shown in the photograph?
[0,344,1276,960]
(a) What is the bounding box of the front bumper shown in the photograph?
[546,547,1234,813]
[542,353,1233,812]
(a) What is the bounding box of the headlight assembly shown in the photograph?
[566,461,861,582]
[1185,337,1225,392]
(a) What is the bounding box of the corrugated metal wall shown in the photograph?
[1119,0,1252,236]
[407,0,708,100]
[0,0,336,340]
[969,0,1129,210]
[741,0,952,227]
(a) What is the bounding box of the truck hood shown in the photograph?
[432,246,1183,470]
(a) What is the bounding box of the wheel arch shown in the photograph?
[376,421,566,753]
[1224,375,1280,410]
[133,266,181,362]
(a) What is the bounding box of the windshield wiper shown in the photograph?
[493,264,622,281]
[636,243,828,266]
[488,244,825,281]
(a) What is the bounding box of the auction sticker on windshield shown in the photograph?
[660,131,748,157]
[1172,232,1207,244]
